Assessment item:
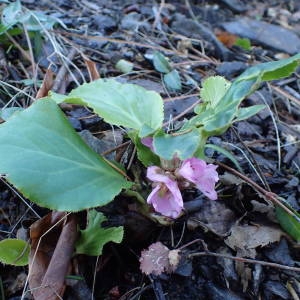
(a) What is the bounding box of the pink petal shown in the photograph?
[178,158,219,200]
[147,185,183,218]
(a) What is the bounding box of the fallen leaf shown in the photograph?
[83,56,100,81]
[36,68,54,99]
[216,30,238,48]
[225,224,283,258]
[139,242,181,275]
[29,212,77,300]
[187,199,236,237]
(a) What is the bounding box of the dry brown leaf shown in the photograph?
[83,56,100,81]
[139,242,181,275]
[225,224,283,258]
[187,199,236,237]
[36,69,54,99]
[29,212,77,300]
[215,30,238,48]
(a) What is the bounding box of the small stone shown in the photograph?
[92,15,117,32]
[216,61,247,78]
[120,12,150,31]
[222,18,300,54]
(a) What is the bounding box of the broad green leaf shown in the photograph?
[0,107,23,120]
[0,98,131,211]
[236,53,300,82]
[163,70,182,91]
[75,209,124,256]
[275,203,300,242]
[0,239,29,266]
[202,53,300,134]
[205,144,243,172]
[200,76,231,108]
[153,129,201,160]
[127,131,160,167]
[1,0,23,27]
[50,79,164,138]
[152,51,172,73]
[234,105,266,122]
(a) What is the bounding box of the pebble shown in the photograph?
[222,18,300,54]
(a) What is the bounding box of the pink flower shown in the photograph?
[147,166,183,218]
[178,158,219,200]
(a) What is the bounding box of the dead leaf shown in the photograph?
[29,212,77,300]
[36,69,54,99]
[187,199,236,237]
[215,30,238,48]
[139,242,181,275]
[225,224,283,258]
[83,56,100,81]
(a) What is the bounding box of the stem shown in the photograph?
[123,189,146,206]
[189,251,300,272]
[217,161,299,220]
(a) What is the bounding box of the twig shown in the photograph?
[54,30,216,63]
[52,48,77,92]
[101,140,131,156]
[231,127,270,191]
[189,251,300,272]
[163,100,200,126]
[163,92,199,102]
[217,162,299,220]
[270,83,300,107]
[5,33,32,62]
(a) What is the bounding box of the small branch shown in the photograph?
[217,162,299,220]
[101,140,131,156]
[52,48,77,92]
[189,251,300,273]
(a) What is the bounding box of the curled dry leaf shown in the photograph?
[36,68,54,99]
[29,212,77,300]
[83,56,100,81]
[139,242,181,275]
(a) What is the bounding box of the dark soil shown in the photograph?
[0,0,300,299]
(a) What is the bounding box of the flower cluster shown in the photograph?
[147,158,219,218]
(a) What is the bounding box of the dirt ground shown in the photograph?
[0,0,300,299]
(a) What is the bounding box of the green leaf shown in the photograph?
[0,98,131,211]
[234,105,266,122]
[152,51,172,73]
[153,129,201,160]
[75,209,124,256]
[163,70,182,91]
[50,79,164,138]
[234,38,251,51]
[205,144,243,173]
[0,107,23,120]
[127,131,160,167]
[115,59,133,74]
[1,0,23,27]
[275,203,300,242]
[200,76,231,108]
[0,238,29,266]
[201,54,300,135]
[236,53,300,82]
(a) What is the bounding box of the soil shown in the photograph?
[0,0,300,299]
